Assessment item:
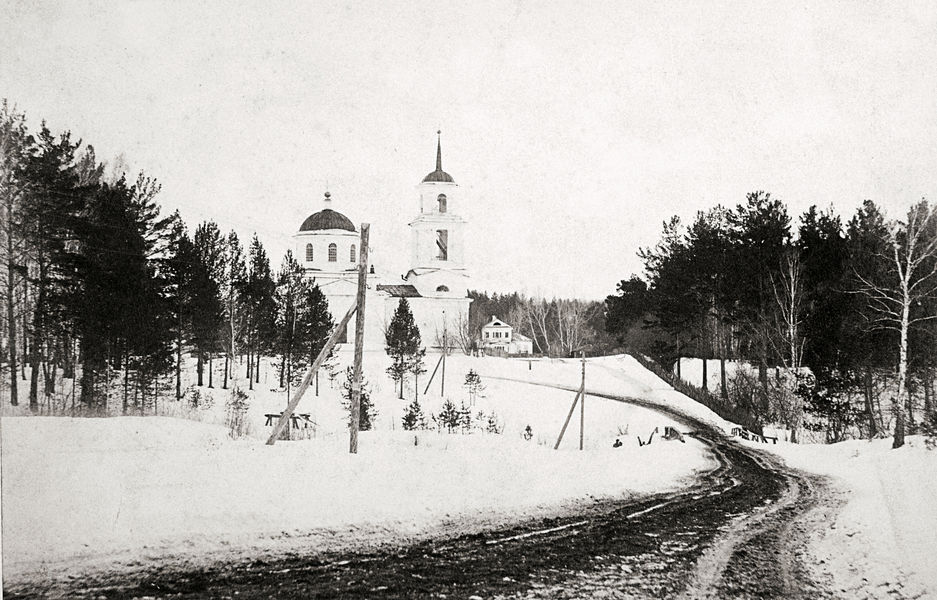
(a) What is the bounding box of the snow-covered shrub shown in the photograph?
[187,387,214,411]
[523,424,533,441]
[225,388,251,439]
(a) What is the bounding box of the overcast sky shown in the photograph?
[3,1,936,299]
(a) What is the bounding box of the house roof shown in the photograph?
[483,315,511,328]
[376,284,422,298]
[513,332,532,342]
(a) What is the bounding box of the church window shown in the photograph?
[437,194,447,213]
[328,243,337,262]
[436,285,449,292]
[350,244,356,263]
[436,229,448,260]
[305,243,314,262]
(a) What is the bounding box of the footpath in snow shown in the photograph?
[1,352,715,582]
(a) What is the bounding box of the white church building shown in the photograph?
[292,134,472,349]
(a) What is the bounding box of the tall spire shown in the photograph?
[422,130,455,183]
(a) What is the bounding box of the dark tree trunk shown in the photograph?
[175,334,182,401]
[6,255,17,406]
[702,358,708,391]
[223,355,229,389]
[208,354,214,388]
[864,368,877,439]
[893,408,905,448]
[196,350,204,386]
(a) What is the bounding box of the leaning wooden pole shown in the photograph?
[349,223,370,454]
[554,385,584,450]
[266,301,358,445]
[423,353,444,395]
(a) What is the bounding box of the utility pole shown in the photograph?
[440,310,446,396]
[580,350,586,451]
[349,224,370,454]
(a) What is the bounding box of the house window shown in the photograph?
[485,332,489,338]
[305,243,314,262]
[328,243,337,262]
[437,194,447,213]
[436,285,449,292]
[436,229,448,260]
[350,244,356,263]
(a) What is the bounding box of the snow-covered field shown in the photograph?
[4,350,935,599]
[756,436,937,598]
[0,351,715,581]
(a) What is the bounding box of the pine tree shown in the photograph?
[0,101,33,406]
[221,231,246,389]
[243,235,276,390]
[191,221,225,388]
[385,298,425,399]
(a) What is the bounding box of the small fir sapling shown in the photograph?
[523,425,534,441]
[438,398,461,432]
[402,397,428,430]
[341,366,376,431]
[459,401,473,433]
[463,369,485,406]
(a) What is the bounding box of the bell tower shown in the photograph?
[406,132,468,296]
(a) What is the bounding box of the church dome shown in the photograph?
[422,132,455,184]
[299,208,356,232]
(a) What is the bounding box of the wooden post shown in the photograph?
[554,386,583,450]
[349,224,370,454]
[580,351,586,451]
[424,353,444,394]
[440,311,447,396]
[266,301,357,445]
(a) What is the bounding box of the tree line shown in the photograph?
[605,191,937,447]
[1,101,334,413]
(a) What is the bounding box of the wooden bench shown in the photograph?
[264,413,315,429]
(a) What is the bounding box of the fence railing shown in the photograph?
[630,353,762,433]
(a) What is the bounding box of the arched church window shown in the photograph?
[350,244,356,263]
[437,194,447,213]
[305,243,314,262]
[436,229,448,260]
[436,285,449,292]
[328,243,337,262]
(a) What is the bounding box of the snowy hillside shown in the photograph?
[1,351,716,581]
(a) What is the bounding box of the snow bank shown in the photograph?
[758,436,937,598]
[1,404,712,578]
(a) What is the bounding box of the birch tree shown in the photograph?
[855,200,937,448]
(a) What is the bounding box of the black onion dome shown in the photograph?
[422,169,454,183]
[299,209,356,232]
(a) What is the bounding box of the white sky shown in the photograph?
[3,1,936,299]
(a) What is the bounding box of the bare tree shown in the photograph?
[768,250,807,440]
[854,200,937,448]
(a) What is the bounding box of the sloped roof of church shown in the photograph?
[299,208,356,232]
[376,284,422,298]
[422,133,455,183]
